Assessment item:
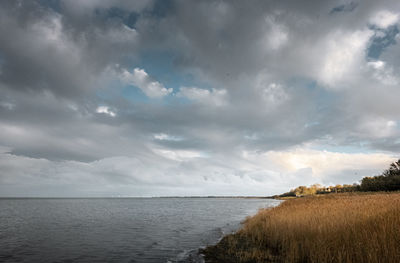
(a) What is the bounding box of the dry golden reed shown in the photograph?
[203,192,400,263]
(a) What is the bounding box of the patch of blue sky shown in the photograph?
[38,0,173,27]
[38,0,62,13]
[121,84,151,103]
[37,0,139,28]
[104,7,139,29]
[95,75,152,105]
[120,50,212,104]
[94,0,173,29]
[289,78,340,110]
[367,25,399,60]
[310,143,376,154]
[329,2,358,15]
[149,0,174,18]
[136,51,191,95]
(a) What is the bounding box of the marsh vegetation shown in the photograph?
[203,192,400,263]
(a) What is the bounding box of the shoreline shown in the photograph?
[201,192,400,263]
[197,198,282,263]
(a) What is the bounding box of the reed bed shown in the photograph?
[202,192,400,263]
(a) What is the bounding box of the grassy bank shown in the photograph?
[202,192,400,263]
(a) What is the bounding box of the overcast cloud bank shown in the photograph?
[0,0,399,197]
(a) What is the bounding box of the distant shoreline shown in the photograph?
[0,196,274,199]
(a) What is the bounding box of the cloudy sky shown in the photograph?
[1,0,400,197]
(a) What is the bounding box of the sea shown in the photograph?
[0,197,280,263]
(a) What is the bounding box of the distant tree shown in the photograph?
[384,159,400,177]
[278,159,400,197]
[294,186,307,196]
[360,159,400,192]
[311,183,323,189]
[335,184,343,193]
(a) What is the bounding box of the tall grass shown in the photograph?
[203,193,400,263]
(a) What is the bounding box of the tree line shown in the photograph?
[278,159,400,197]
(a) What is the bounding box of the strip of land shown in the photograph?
[201,192,400,263]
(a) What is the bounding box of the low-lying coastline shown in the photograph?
[201,192,400,263]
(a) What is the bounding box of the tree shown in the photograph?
[384,159,400,177]
[360,159,400,191]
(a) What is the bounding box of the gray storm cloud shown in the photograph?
[0,0,399,197]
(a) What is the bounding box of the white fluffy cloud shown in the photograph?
[262,15,289,50]
[96,106,116,117]
[153,133,183,141]
[317,29,373,87]
[121,68,172,98]
[370,10,399,29]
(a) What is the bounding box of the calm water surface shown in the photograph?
[0,198,280,262]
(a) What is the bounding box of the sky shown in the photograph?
[1,0,400,197]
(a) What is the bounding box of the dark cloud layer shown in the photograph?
[0,0,399,196]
